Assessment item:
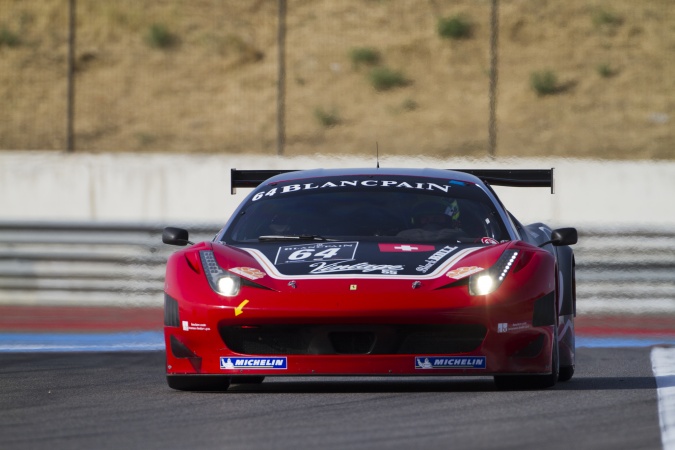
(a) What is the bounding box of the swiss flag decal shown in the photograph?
[378,243,435,252]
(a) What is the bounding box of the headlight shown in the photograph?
[468,249,519,296]
[471,274,495,295]
[200,251,241,297]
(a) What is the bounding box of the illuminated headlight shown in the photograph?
[215,274,240,296]
[200,251,241,297]
[468,249,519,296]
[471,274,495,295]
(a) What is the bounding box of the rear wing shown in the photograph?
[456,169,554,193]
[231,168,554,194]
[231,169,296,194]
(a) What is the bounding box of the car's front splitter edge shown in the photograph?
[164,327,555,376]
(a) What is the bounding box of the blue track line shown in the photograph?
[0,331,164,352]
[577,336,675,348]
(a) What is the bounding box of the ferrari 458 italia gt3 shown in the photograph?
[162,167,577,391]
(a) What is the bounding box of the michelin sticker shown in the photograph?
[220,357,288,370]
[415,356,486,369]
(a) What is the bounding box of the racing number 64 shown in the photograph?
[289,247,341,261]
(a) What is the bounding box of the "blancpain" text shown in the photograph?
[252,180,453,201]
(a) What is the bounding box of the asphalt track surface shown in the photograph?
[0,347,664,450]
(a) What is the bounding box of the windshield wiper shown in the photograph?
[258,234,334,242]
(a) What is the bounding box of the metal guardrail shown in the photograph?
[0,222,219,307]
[573,229,675,316]
[0,223,673,313]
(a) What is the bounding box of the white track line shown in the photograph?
[652,346,675,450]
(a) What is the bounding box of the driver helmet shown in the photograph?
[412,199,460,227]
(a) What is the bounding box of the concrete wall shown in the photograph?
[1,151,674,229]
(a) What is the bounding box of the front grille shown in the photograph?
[398,325,486,354]
[219,324,486,355]
[329,332,376,354]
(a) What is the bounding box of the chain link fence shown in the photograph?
[1,0,672,158]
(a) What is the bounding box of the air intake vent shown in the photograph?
[329,332,376,354]
[219,324,486,355]
[164,294,180,327]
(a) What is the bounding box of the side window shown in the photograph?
[456,200,488,238]
[508,212,531,243]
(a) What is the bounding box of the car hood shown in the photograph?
[224,240,506,280]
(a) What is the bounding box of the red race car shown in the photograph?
[162,167,577,391]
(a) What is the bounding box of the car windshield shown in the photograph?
[225,176,509,244]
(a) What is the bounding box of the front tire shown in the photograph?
[167,375,231,391]
[558,365,575,382]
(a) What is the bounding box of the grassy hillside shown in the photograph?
[0,0,673,159]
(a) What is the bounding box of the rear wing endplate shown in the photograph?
[231,168,554,194]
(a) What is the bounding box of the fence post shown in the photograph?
[488,0,499,159]
[66,0,76,152]
[276,0,287,156]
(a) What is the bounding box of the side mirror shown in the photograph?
[162,227,192,246]
[539,227,577,247]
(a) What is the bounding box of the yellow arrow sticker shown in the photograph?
[234,299,249,316]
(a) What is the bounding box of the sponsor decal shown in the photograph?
[415,356,486,369]
[234,299,249,316]
[275,242,358,265]
[230,267,266,280]
[220,357,288,370]
[251,180,456,201]
[309,261,404,275]
[446,266,484,280]
[240,246,483,280]
[378,243,435,252]
[481,237,499,245]
[416,246,458,273]
[181,321,211,332]
[497,322,530,333]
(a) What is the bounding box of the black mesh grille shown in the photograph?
[223,326,310,355]
[219,324,486,355]
[397,325,486,354]
[164,294,180,327]
[329,332,376,354]
[512,334,545,358]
